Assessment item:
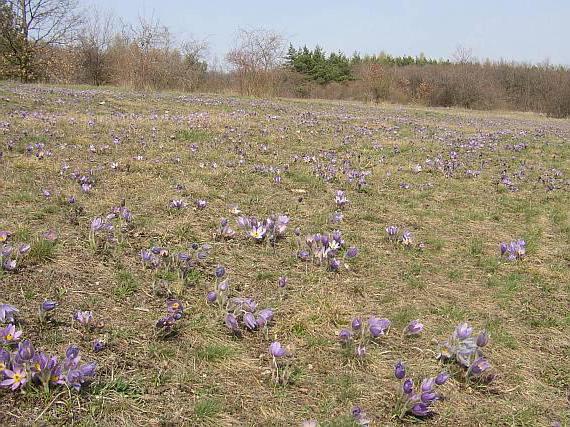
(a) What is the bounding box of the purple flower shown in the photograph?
[0,231,11,242]
[403,378,414,394]
[215,265,226,278]
[42,230,58,242]
[454,322,472,340]
[435,372,449,385]
[41,300,57,312]
[330,211,343,224]
[335,190,348,208]
[140,250,152,263]
[91,217,104,232]
[394,361,406,379]
[2,258,16,271]
[92,340,105,352]
[243,312,257,330]
[339,329,353,344]
[256,308,274,328]
[195,199,207,209]
[500,242,507,255]
[501,239,526,260]
[166,299,184,315]
[298,250,310,261]
[420,391,439,404]
[277,276,288,288]
[17,339,35,361]
[65,346,80,365]
[218,279,229,291]
[476,330,490,347]
[0,303,19,323]
[405,319,424,336]
[269,341,286,358]
[225,313,240,333]
[351,317,362,331]
[74,311,94,326]
[0,367,27,390]
[345,246,359,258]
[1,323,22,344]
[206,291,218,303]
[170,199,186,209]
[420,377,435,392]
[351,406,370,425]
[329,258,341,272]
[469,357,491,375]
[19,244,31,254]
[368,317,391,338]
[410,403,431,417]
[385,225,399,237]
[402,230,413,246]
[156,315,176,331]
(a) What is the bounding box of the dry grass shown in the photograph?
[0,81,568,426]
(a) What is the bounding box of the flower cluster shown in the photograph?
[169,199,186,209]
[297,230,358,271]
[67,168,97,194]
[335,190,349,208]
[236,214,289,243]
[89,205,134,249]
[206,265,229,306]
[74,310,97,329]
[0,231,31,272]
[338,316,391,357]
[385,226,416,247]
[155,299,185,337]
[394,361,448,418]
[217,218,236,239]
[500,239,526,261]
[26,142,52,159]
[224,297,274,336]
[1,339,96,392]
[437,322,492,380]
[140,243,211,280]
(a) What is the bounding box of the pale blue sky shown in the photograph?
[88,0,569,66]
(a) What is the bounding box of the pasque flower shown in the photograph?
[368,317,391,337]
[269,341,286,358]
[225,313,240,333]
[1,323,22,344]
[41,300,57,312]
[0,367,28,390]
[437,322,493,378]
[339,329,352,344]
[395,361,406,379]
[0,303,19,323]
[405,319,424,335]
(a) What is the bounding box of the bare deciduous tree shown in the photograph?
[452,45,474,64]
[226,28,285,96]
[0,0,82,80]
[77,9,115,85]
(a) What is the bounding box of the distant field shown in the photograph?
[0,82,568,426]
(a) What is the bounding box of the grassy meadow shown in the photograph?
[0,81,568,426]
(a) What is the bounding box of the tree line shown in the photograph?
[1,0,569,117]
